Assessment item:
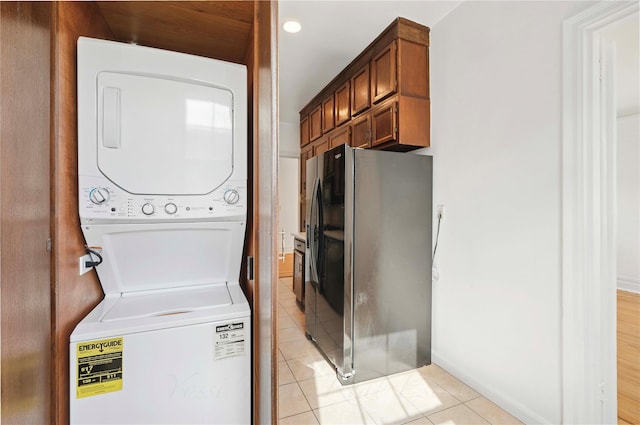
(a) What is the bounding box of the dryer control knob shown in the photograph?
[142,203,155,216]
[89,187,110,205]
[164,203,178,215]
[223,189,240,205]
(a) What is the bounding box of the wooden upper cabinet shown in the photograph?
[334,81,350,126]
[313,135,330,156]
[300,115,310,147]
[398,39,429,98]
[322,94,335,133]
[329,125,351,148]
[351,63,370,116]
[299,18,430,154]
[351,114,371,149]
[309,105,322,142]
[371,40,397,104]
[299,144,313,231]
[300,144,313,198]
[371,98,397,147]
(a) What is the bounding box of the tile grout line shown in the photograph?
[278,381,313,421]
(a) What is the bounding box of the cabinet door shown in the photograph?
[322,95,335,133]
[371,40,397,104]
[334,81,351,126]
[300,115,310,147]
[371,98,397,147]
[313,135,330,156]
[329,125,351,148]
[351,113,371,149]
[351,63,370,116]
[309,105,323,142]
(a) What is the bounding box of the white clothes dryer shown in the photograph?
[70,38,250,424]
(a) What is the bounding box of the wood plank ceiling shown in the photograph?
[96,1,254,64]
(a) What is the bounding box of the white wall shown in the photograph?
[278,157,299,253]
[416,1,593,423]
[617,114,640,293]
[279,121,300,157]
[278,121,301,253]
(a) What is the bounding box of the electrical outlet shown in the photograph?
[437,204,445,220]
[79,254,94,276]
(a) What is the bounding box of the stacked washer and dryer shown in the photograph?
[70,37,250,424]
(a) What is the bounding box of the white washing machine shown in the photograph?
[70,37,250,424]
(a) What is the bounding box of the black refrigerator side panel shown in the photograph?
[350,150,433,383]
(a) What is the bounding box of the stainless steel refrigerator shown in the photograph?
[305,144,432,385]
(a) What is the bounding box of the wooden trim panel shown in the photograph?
[1,3,53,423]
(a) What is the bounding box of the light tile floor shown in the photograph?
[276,277,523,425]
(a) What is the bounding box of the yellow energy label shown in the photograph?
[76,337,123,398]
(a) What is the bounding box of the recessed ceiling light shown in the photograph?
[283,21,301,34]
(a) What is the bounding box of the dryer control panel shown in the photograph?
[79,175,246,223]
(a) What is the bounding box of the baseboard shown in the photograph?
[618,276,640,294]
[431,350,553,425]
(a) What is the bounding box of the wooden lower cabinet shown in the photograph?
[293,237,305,308]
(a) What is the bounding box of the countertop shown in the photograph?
[292,232,305,242]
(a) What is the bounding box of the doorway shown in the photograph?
[602,12,640,424]
[562,2,639,423]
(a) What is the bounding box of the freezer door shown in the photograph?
[305,145,350,378]
[314,145,346,374]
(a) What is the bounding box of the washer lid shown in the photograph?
[101,284,232,322]
[81,222,245,295]
[97,71,234,196]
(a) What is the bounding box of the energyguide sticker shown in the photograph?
[215,322,245,360]
[76,337,123,398]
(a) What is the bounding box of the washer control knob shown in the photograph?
[223,189,240,205]
[164,203,178,215]
[141,203,155,216]
[89,187,110,205]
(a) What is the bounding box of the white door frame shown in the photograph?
[562,1,638,423]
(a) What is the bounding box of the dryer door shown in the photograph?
[97,72,235,195]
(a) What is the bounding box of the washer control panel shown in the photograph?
[79,175,246,222]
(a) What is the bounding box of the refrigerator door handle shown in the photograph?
[308,178,320,283]
[315,180,324,290]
